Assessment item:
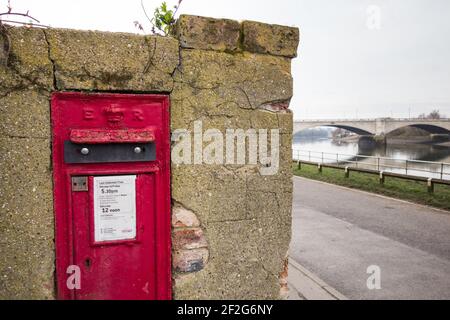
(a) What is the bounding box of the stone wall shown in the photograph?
[0,14,299,299]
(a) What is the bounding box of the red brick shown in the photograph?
[172,228,208,251]
[173,248,209,273]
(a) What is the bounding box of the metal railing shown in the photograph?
[294,118,450,122]
[293,149,450,181]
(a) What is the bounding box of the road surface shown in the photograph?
[290,177,450,300]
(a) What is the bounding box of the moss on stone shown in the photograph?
[242,21,300,58]
[0,137,54,299]
[0,27,53,94]
[44,29,179,91]
[0,90,51,138]
[172,49,293,112]
[175,15,241,52]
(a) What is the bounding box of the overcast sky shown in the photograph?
[5,0,450,120]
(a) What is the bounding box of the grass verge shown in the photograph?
[293,162,450,211]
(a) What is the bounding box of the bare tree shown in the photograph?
[0,1,42,26]
[418,110,444,120]
[1,1,44,66]
[427,110,442,119]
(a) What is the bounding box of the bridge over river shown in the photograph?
[294,118,450,136]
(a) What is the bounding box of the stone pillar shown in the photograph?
[0,27,55,299]
[375,118,387,136]
[171,15,298,300]
[358,135,386,149]
[0,15,299,300]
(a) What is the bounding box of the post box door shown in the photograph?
[71,174,156,300]
[52,92,171,300]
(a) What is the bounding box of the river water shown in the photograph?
[293,137,450,180]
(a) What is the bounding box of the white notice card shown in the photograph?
[93,175,137,242]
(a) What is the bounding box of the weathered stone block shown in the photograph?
[171,166,213,224]
[175,15,241,52]
[249,110,293,135]
[250,109,280,131]
[170,88,253,131]
[242,21,299,58]
[278,112,294,134]
[279,133,294,175]
[0,90,50,138]
[174,219,286,300]
[256,216,292,277]
[0,137,54,299]
[0,27,53,93]
[171,165,256,224]
[0,31,7,66]
[44,29,179,91]
[172,49,293,111]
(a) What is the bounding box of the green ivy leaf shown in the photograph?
[151,0,183,36]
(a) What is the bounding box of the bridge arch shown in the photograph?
[386,124,450,135]
[293,124,373,137]
[294,119,450,137]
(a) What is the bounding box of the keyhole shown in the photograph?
[85,258,91,268]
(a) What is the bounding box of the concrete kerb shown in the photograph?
[288,258,348,300]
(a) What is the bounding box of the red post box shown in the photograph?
[51,92,171,300]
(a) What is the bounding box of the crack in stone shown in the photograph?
[2,59,49,93]
[174,79,220,91]
[0,85,50,100]
[81,65,102,82]
[0,87,20,99]
[141,37,179,94]
[143,37,157,74]
[245,175,250,220]
[171,42,183,79]
[0,134,48,140]
[207,217,256,224]
[260,263,277,279]
[42,29,57,90]
[0,24,11,67]
[236,86,253,109]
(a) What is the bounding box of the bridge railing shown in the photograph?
[294,118,450,122]
[293,149,450,181]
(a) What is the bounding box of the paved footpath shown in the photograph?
[289,177,450,300]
